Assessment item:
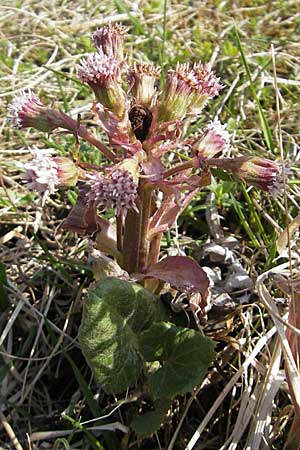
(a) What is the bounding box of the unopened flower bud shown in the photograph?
[157,62,222,123]
[52,156,79,187]
[8,90,78,133]
[88,161,139,216]
[194,119,230,158]
[157,63,197,122]
[128,63,161,107]
[208,156,285,196]
[77,52,126,116]
[92,23,126,60]
[23,149,78,198]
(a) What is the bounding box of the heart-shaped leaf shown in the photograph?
[79,277,165,393]
[140,322,215,398]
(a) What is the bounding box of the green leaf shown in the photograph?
[140,322,215,399]
[131,398,171,436]
[79,277,165,394]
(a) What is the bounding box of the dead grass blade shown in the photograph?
[184,325,277,450]
[257,270,300,450]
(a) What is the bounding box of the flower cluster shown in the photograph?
[21,148,78,203]
[157,62,222,122]
[8,22,288,275]
[92,22,126,60]
[193,119,230,159]
[88,168,138,216]
[208,156,285,196]
[23,148,59,194]
[9,89,78,133]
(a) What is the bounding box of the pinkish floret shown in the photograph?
[88,169,138,216]
[8,89,56,132]
[23,149,78,202]
[196,119,230,158]
[192,62,222,98]
[157,63,198,122]
[235,157,286,196]
[77,52,125,115]
[8,89,78,132]
[77,52,122,86]
[157,62,222,122]
[128,63,161,107]
[23,149,59,195]
[207,156,286,196]
[92,23,126,59]
[8,90,44,129]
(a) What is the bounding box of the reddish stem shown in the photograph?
[163,157,198,179]
[123,209,140,273]
[137,181,153,273]
[148,232,163,267]
[116,215,123,253]
[77,125,117,162]
[77,161,105,171]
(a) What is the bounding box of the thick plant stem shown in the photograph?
[123,209,140,273]
[137,181,153,273]
[116,215,123,253]
[148,232,163,267]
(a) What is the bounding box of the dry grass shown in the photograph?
[1,1,300,449]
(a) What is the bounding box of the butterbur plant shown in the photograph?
[9,23,286,437]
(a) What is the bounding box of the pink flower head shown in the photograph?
[23,149,59,196]
[128,63,161,108]
[208,156,286,196]
[235,157,286,195]
[157,62,222,122]
[189,62,222,114]
[157,63,198,122]
[193,62,222,96]
[8,90,78,133]
[195,119,230,159]
[92,23,126,60]
[77,52,125,116]
[23,149,78,201]
[9,90,44,129]
[88,168,138,216]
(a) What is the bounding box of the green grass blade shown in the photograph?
[62,414,105,450]
[114,0,148,36]
[241,185,269,245]
[234,28,274,152]
[230,193,260,246]
[158,0,168,71]
[53,439,70,450]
